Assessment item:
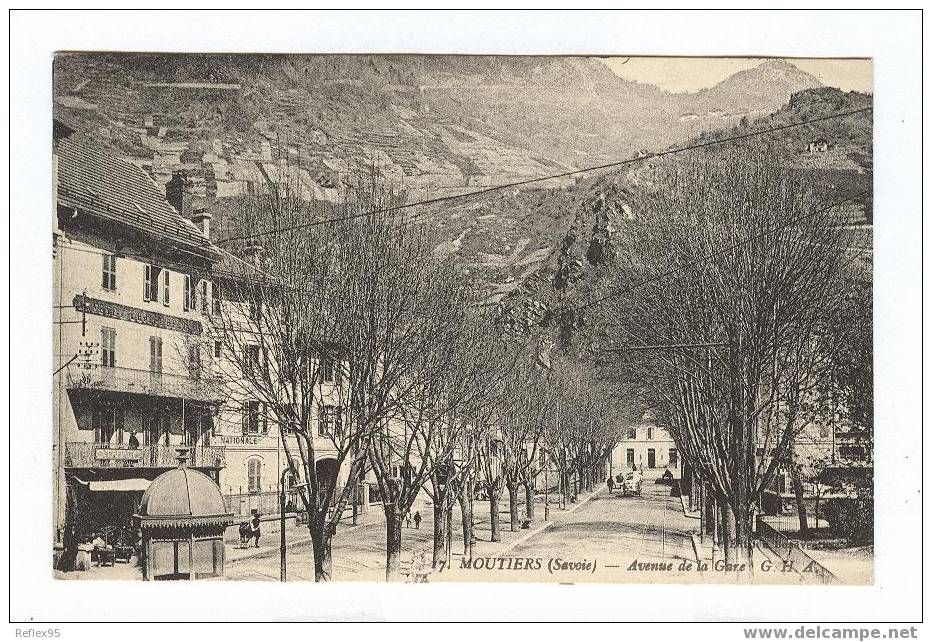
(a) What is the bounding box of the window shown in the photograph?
[92,405,124,444]
[211,280,222,315]
[627,427,636,439]
[149,336,163,374]
[188,344,202,379]
[320,356,335,383]
[144,265,161,302]
[647,448,656,469]
[101,254,117,290]
[100,327,116,367]
[243,400,267,435]
[647,426,654,440]
[183,275,195,311]
[281,403,299,433]
[626,448,635,468]
[249,294,262,322]
[318,405,342,438]
[247,458,262,494]
[162,270,171,306]
[669,448,678,467]
[200,280,209,314]
[214,341,222,358]
[245,345,263,377]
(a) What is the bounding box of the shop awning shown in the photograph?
[84,478,152,492]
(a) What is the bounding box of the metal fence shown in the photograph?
[223,484,364,520]
[66,364,222,404]
[223,489,281,519]
[757,519,838,584]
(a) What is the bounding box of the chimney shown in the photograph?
[191,207,212,238]
[243,243,263,268]
[166,170,192,217]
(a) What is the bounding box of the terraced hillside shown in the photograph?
[53,54,825,205]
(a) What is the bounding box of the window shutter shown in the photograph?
[144,265,151,301]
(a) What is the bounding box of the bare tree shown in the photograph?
[207,175,380,581]
[334,204,490,581]
[605,146,856,565]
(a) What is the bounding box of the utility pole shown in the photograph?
[280,467,289,582]
[543,449,550,522]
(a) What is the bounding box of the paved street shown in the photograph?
[443,480,699,583]
[225,480,705,583]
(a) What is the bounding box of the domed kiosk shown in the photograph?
[134,448,233,580]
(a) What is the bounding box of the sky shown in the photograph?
[602,57,873,94]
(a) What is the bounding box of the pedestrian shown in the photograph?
[128,430,139,449]
[413,511,421,529]
[606,475,615,494]
[251,511,261,548]
[405,513,412,529]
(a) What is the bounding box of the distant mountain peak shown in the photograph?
[755,58,803,71]
[697,58,823,112]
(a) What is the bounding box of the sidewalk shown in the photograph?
[226,508,385,564]
[225,484,607,580]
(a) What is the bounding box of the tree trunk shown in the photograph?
[790,464,809,534]
[507,481,519,531]
[489,490,501,542]
[309,525,333,582]
[385,509,403,581]
[734,501,753,567]
[524,481,535,522]
[720,497,737,566]
[432,495,447,569]
[459,480,474,559]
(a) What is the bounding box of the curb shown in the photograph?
[679,489,701,519]
[689,533,703,565]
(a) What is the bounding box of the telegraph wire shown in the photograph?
[214,106,873,245]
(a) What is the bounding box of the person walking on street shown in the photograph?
[405,512,412,529]
[251,511,261,548]
[606,475,615,494]
[413,511,421,529]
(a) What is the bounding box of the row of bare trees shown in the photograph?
[600,145,866,568]
[201,173,630,581]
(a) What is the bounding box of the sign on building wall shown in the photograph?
[74,295,202,335]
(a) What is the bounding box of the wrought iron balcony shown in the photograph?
[64,442,226,469]
[65,365,223,404]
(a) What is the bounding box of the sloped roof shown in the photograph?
[56,133,220,261]
[136,465,232,530]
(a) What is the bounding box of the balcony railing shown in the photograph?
[65,365,222,404]
[64,442,226,469]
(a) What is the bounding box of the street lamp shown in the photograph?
[280,467,308,582]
